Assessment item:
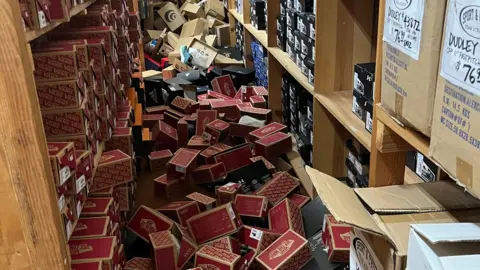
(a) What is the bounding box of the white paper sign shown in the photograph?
[383,0,425,60]
[441,0,480,96]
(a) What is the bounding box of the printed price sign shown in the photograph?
[441,0,480,96]
[383,0,425,60]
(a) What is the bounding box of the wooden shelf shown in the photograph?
[375,104,430,156]
[25,0,95,42]
[316,91,372,150]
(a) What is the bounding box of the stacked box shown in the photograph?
[352,63,375,134]
[345,139,370,188]
[250,0,266,30]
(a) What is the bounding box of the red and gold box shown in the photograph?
[195,110,218,136]
[37,76,86,110]
[48,142,76,186]
[143,114,163,129]
[187,203,242,244]
[234,194,268,219]
[76,150,93,179]
[91,150,133,192]
[171,223,199,269]
[255,230,311,270]
[321,214,351,262]
[42,99,91,137]
[195,245,240,269]
[71,261,103,270]
[152,120,178,153]
[49,26,117,57]
[127,205,174,242]
[211,75,236,98]
[268,198,305,237]
[171,96,195,114]
[191,163,227,185]
[85,39,107,71]
[216,182,242,205]
[71,216,111,239]
[149,149,173,171]
[287,194,310,208]
[248,122,287,143]
[202,119,229,143]
[186,192,217,212]
[89,186,115,198]
[157,201,200,227]
[105,127,133,157]
[177,119,188,149]
[116,186,131,211]
[239,226,281,252]
[254,132,292,160]
[166,148,200,179]
[256,172,299,206]
[207,90,233,100]
[253,86,268,97]
[32,44,80,82]
[210,99,242,121]
[47,134,93,152]
[46,39,90,70]
[163,110,183,128]
[81,197,115,219]
[125,257,154,270]
[199,143,232,163]
[154,174,180,198]
[250,156,275,173]
[229,122,258,138]
[250,96,266,108]
[149,231,178,270]
[239,107,272,123]
[205,236,241,254]
[69,236,117,270]
[188,135,210,150]
[213,143,252,173]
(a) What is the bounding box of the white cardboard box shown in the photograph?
[407,223,480,270]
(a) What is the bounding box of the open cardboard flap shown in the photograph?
[411,223,480,243]
[286,150,316,199]
[306,166,480,256]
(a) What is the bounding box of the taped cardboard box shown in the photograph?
[306,166,480,270]
[183,3,205,20]
[204,0,225,19]
[380,1,447,136]
[158,2,186,32]
[69,236,117,270]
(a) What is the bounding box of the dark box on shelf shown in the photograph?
[295,0,314,12]
[286,42,296,62]
[297,12,316,40]
[352,90,366,122]
[286,8,298,29]
[354,63,376,102]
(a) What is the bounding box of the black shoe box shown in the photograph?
[293,30,302,53]
[144,75,165,107]
[307,98,313,122]
[286,41,296,62]
[295,0,314,12]
[277,15,286,34]
[407,151,441,183]
[352,90,366,122]
[222,65,256,88]
[297,134,312,164]
[286,26,295,46]
[297,12,316,40]
[286,8,298,29]
[300,33,315,59]
[286,0,294,9]
[365,100,373,133]
[303,58,315,85]
[277,30,286,51]
[354,63,376,102]
[299,114,313,143]
[296,51,307,71]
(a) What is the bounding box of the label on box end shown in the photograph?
[249,228,263,241]
[60,166,71,186]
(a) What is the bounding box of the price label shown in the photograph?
[383,0,425,60]
[76,175,86,193]
[366,111,373,132]
[59,166,71,186]
[76,201,83,218]
[176,165,186,173]
[249,228,263,240]
[58,194,65,211]
[66,221,73,240]
[202,132,212,141]
[440,0,480,96]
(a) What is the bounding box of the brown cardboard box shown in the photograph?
[149,149,173,171]
[186,192,217,212]
[125,257,154,270]
[69,236,117,270]
[207,15,226,29]
[215,24,230,46]
[195,245,240,269]
[157,201,201,226]
[380,1,447,136]
[158,2,186,31]
[204,0,225,19]
[183,3,205,20]
[239,226,281,252]
[149,231,179,270]
[205,35,216,47]
[189,39,218,69]
[306,166,480,270]
[321,214,351,262]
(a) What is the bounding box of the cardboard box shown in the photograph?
[181,18,209,38]
[211,75,236,98]
[250,96,267,108]
[157,201,201,226]
[205,236,241,254]
[187,203,242,244]
[254,132,292,160]
[91,150,133,192]
[213,143,253,173]
[229,122,258,138]
[215,25,231,46]
[105,127,133,157]
[210,99,242,121]
[71,216,111,239]
[75,150,93,179]
[69,236,117,270]
[154,174,181,198]
[256,172,299,206]
[287,193,310,208]
[380,1,447,136]
[42,99,90,137]
[171,96,194,114]
[321,214,350,262]
[188,135,211,150]
[149,149,173,171]
[240,226,282,252]
[202,119,229,143]
[204,0,225,19]
[157,2,186,31]
[125,257,154,270]
[149,230,179,270]
[71,261,103,270]
[127,205,174,242]
[186,192,217,212]
[268,198,305,237]
[166,148,200,179]
[81,197,114,218]
[189,39,218,69]
[195,245,240,269]
[49,27,116,57]
[191,163,227,184]
[234,194,268,219]
[256,230,311,270]
[307,167,480,270]
[177,119,189,149]
[250,156,275,173]
[151,120,178,153]
[48,142,76,186]
[196,110,218,135]
[199,144,232,163]
[183,3,205,20]
[36,75,86,109]
[248,122,287,143]
[217,182,242,205]
[32,44,81,82]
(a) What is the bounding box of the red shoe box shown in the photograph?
[210,99,242,121]
[171,96,195,114]
[152,120,178,153]
[187,203,242,244]
[163,110,183,128]
[69,236,117,270]
[171,223,199,269]
[32,44,80,82]
[49,26,117,56]
[254,132,292,160]
[149,149,173,171]
[117,244,126,268]
[149,231,178,270]
[89,186,114,198]
[199,143,232,163]
[71,216,111,239]
[76,150,93,179]
[157,201,200,227]
[177,119,188,148]
[116,186,131,212]
[234,194,268,219]
[153,174,180,198]
[143,114,163,129]
[195,245,241,269]
[207,90,233,100]
[321,214,351,262]
[105,127,133,157]
[81,197,115,219]
[229,122,258,138]
[202,119,230,143]
[236,102,254,109]
[250,156,275,173]
[253,86,268,97]
[250,95,267,108]
[186,192,217,212]
[125,257,154,270]
[217,182,242,205]
[91,150,133,192]
[205,236,241,254]
[255,230,311,270]
[211,75,236,98]
[42,99,91,137]
[127,205,174,242]
[287,193,310,208]
[188,135,211,150]
[71,261,102,270]
[166,148,200,179]
[199,100,210,110]
[195,110,218,135]
[48,142,76,186]
[256,172,299,206]
[239,107,272,123]
[146,105,169,114]
[268,198,305,237]
[191,163,227,184]
[239,226,281,252]
[248,122,288,143]
[213,143,252,173]
[36,75,87,110]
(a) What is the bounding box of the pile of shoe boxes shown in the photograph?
[251,40,268,88]
[352,63,375,134]
[277,0,315,85]
[250,0,266,30]
[345,139,369,188]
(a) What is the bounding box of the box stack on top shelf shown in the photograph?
[249,0,266,30]
[352,63,375,134]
